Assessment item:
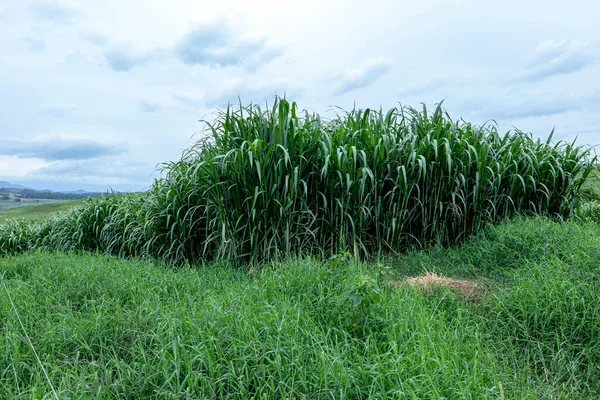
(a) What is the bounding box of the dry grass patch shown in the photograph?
[398,272,487,300]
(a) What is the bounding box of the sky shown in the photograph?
[0,0,599,192]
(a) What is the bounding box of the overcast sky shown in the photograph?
[1,0,599,191]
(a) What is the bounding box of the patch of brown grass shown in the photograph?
[397,272,487,300]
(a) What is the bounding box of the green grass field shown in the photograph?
[0,197,61,212]
[0,200,83,224]
[0,217,598,398]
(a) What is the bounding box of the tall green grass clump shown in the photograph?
[145,98,594,262]
[0,98,595,262]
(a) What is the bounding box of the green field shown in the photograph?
[0,196,61,212]
[0,200,83,224]
[1,217,598,398]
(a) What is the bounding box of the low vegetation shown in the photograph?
[0,99,595,262]
[1,217,599,398]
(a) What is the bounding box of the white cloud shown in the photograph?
[11,157,155,191]
[98,20,281,72]
[39,103,77,117]
[174,21,281,69]
[333,58,392,96]
[518,40,597,82]
[0,156,50,178]
[138,100,161,113]
[80,32,109,46]
[0,134,126,161]
[171,93,203,108]
[33,157,148,183]
[29,0,78,24]
[102,44,164,72]
[24,36,45,52]
[202,78,300,108]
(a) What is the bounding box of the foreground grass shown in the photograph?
[1,217,599,398]
[0,200,83,224]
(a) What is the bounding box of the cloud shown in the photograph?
[174,21,281,69]
[172,93,204,109]
[458,89,599,121]
[171,78,300,110]
[206,81,296,108]
[16,157,156,192]
[397,80,445,98]
[24,37,45,52]
[33,157,147,182]
[518,40,597,83]
[98,20,281,72]
[39,103,77,117]
[30,1,78,24]
[1,156,153,192]
[0,134,126,161]
[0,156,49,178]
[489,101,580,120]
[81,32,109,47]
[333,57,392,96]
[102,44,159,72]
[138,100,161,113]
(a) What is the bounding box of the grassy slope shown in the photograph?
[0,200,83,224]
[1,217,599,399]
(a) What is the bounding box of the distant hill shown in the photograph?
[1,185,104,200]
[0,181,29,189]
[17,189,104,200]
[58,190,91,194]
[0,183,101,196]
